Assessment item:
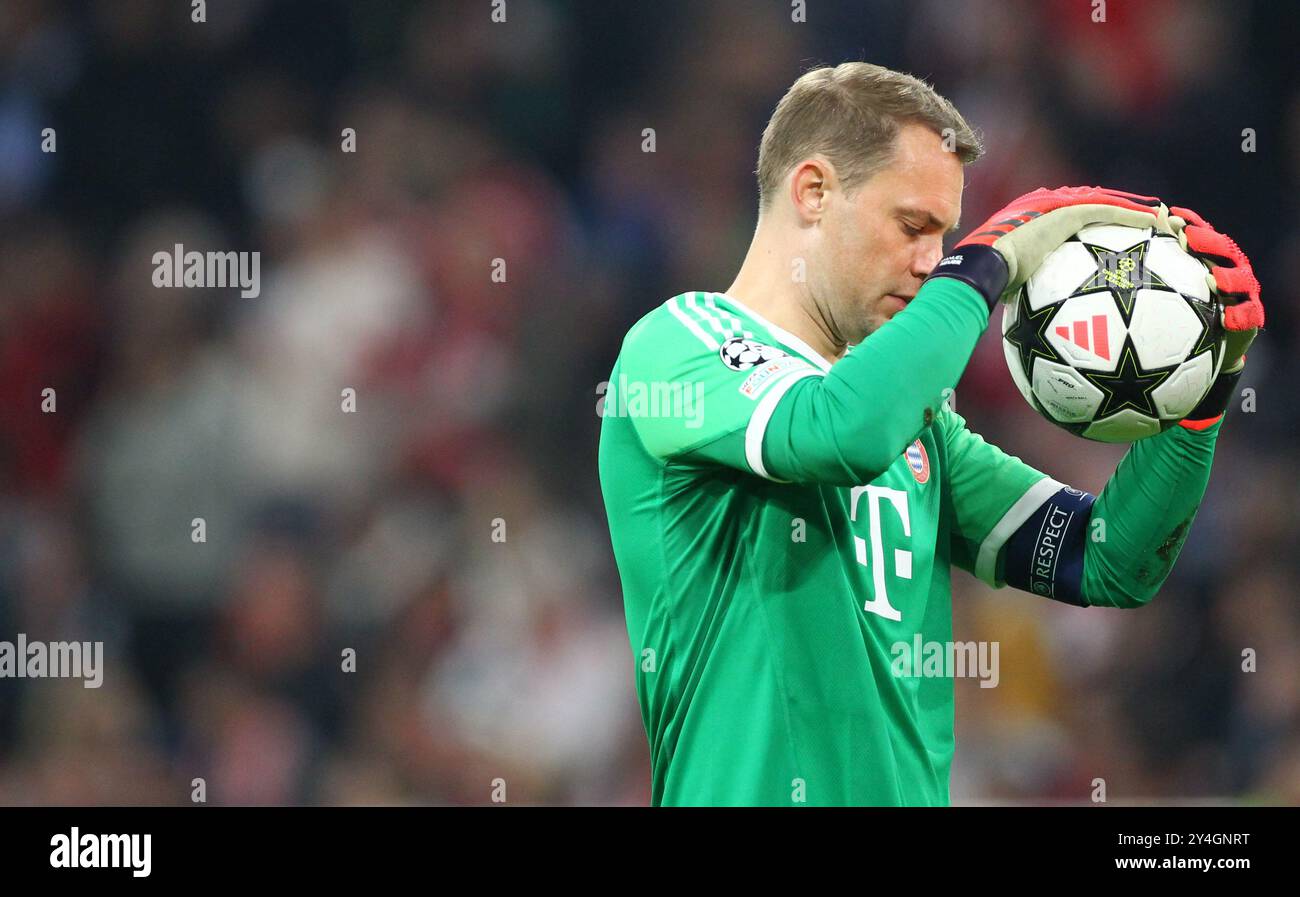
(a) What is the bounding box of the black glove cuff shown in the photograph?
[924,244,1009,313]
[1184,365,1244,423]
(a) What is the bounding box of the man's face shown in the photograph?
[817,122,965,342]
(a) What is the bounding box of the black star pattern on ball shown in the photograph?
[1075,238,1169,323]
[1004,289,1066,382]
[1182,293,1222,373]
[1079,338,1173,420]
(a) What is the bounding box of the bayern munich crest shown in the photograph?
[905,439,930,484]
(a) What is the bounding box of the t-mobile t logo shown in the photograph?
[849,484,912,622]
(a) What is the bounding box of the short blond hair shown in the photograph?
[756,62,982,210]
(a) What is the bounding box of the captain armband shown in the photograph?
[1002,486,1096,607]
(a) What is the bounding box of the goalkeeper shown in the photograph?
[597,62,1263,806]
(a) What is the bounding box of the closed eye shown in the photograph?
[897,206,960,235]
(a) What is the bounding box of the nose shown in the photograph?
[912,236,945,280]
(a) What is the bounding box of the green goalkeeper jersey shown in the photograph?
[598,285,1058,806]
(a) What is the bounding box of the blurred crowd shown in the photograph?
[0,0,1296,805]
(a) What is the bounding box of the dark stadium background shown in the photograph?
[0,0,1296,805]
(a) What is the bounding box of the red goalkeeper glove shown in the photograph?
[927,185,1172,310]
[1171,206,1263,429]
[1170,205,1263,374]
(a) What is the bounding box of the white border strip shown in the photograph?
[745,368,821,480]
[975,476,1066,586]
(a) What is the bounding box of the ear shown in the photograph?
[789,156,832,223]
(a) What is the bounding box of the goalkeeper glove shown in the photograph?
[927,185,1173,310]
[1171,205,1263,428]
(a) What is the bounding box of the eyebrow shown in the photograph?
[899,207,960,234]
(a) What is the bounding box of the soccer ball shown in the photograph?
[1001,223,1225,442]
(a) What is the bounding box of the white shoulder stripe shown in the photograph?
[705,295,750,339]
[975,477,1067,586]
[665,297,721,351]
[745,368,820,481]
[685,292,733,341]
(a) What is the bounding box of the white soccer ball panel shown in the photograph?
[1145,235,1212,303]
[1031,359,1103,423]
[1000,294,1019,337]
[1026,241,1097,310]
[1046,294,1126,372]
[1152,350,1216,418]
[1074,223,1152,253]
[1127,288,1204,369]
[1083,408,1162,443]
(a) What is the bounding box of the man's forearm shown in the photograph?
[1081,420,1222,608]
[763,277,988,485]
